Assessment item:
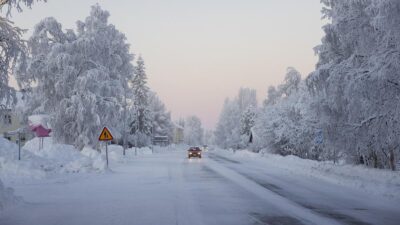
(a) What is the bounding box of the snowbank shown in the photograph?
[1,136,180,183]
[217,149,400,200]
[0,138,47,181]
[0,137,107,183]
[23,138,107,174]
[0,139,23,211]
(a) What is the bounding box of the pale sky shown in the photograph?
[8,0,325,129]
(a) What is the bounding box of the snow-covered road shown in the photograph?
[1,150,399,225]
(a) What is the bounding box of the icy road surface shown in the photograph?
[1,150,399,225]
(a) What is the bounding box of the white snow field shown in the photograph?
[0,144,399,225]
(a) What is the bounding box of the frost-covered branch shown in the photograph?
[0,16,26,108]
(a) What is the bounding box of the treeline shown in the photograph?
[215,0,400,170]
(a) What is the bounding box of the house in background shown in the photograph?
[173,123,184,144]
[0,91,31,145]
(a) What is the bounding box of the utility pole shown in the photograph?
[18,131,21,160]
[123,85,127,156]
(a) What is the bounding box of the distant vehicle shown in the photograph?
[188,147,202,158]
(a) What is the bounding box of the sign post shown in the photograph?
[98,127,114,168]
[18,132,21,161]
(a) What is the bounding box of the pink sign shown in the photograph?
[30,125,52,137]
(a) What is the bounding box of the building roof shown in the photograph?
[28,114,51,129]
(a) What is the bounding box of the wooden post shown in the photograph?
[106,142,109,168]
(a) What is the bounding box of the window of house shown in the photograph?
[20,134,26,142]
[4,114,12,125]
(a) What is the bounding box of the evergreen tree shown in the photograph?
[129,56,152,147]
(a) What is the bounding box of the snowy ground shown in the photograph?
[218,149,400,201]
[1,146,399,225]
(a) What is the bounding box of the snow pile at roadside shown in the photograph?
[81,146,107,170]
[218,149,400,200]
[0,138,47,181]
[0,137,107,182]
[126,146,153,156]
[0,179,21,211]
[99,145,153,163]
[23,138,107,173]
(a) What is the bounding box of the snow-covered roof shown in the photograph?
[28,114,51,129]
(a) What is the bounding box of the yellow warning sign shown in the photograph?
[99,127,113,141]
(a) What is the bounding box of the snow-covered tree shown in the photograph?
[237,87,257,112]
[2,0,43,16]
[279,67,301,97]
[253,67,320,158]
[263,86,280,106]
[240,106,256,136]
[203,129,214,146]
[0,17,25,110]
[184,116,204,146]
[240,106,256,146]
[148,91,174,141]
[307,0,400,169]
[129,56,152,147]
[214,99,240,149]
[214,88,257,149]
[0,0,44,118]
[18,5,135,149]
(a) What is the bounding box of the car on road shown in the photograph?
[188,147,202,158]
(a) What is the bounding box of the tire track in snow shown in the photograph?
[205,154,343,225]
[208,153,373,225]
[170,158,206,225]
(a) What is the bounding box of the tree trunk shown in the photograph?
[389,149,396,171]
[372,151,378,168]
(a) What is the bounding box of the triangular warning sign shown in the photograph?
[99,127,114,141]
